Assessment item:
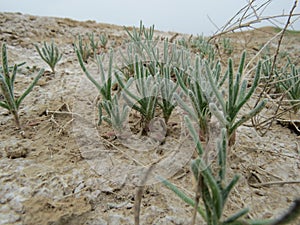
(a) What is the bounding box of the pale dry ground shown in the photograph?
[0,12,300,225]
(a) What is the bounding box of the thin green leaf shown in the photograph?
[184,115,203,156]
[222,175,240,203]
[238,51,246,76]
[10,64,18,94]
[218,128,227,182]
[2,43,10,81]
[237,79,248,104]
[206,62,226,113]
[0,101,10,110]
[234,61,261,117]
[175,68,189,94]
[16,69,44,109]
[230,99,267,136]
[174,93,198,122]
[201,167,223,219]
[228,58,234,113]
[223,208,249,224]
[159,177,207,220]
[76,47,102,92]
[0,75,17,112]
[209,103,227,127]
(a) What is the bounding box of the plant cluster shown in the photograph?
[221,37,234,56]
[160,114,300,225]
[160,52,269,224]
[260,52,300,114]
[75,23,276,224]
[76,21,267,142]
[109,22,298,225]
[74,35,92,63]
[160,123,270,225]
[272,58,300,113]
[177,35,217,66]
[74,32,108,63]
[77,22,191,137]
[76,44,132,137]
[88,32,108,58]
[1,13,299,224]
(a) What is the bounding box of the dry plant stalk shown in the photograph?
[209,0,300,41]
[252,0,299,136]
[134,165,154,225]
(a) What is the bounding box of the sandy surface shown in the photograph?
[0,12,300,225]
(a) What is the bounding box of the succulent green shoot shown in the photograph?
[206,51,267,142]
[158,176,207,220]
[100,96,129,132]
[35,41,62,73]
[0,43,44,129]
[277,60,300,113]
[74,35,91,63]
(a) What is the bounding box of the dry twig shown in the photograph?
[134,165,154,225]
[252,0,299,136]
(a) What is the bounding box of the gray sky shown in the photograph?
[0,0,299,35]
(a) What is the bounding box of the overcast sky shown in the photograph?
[0,0,299,35]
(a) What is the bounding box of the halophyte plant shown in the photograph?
[0,43,44,129]
[35,41,62,73]
[206,51,267,145]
